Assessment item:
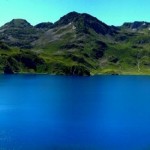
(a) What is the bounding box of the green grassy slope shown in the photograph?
[1,12,150,75]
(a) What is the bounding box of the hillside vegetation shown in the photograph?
[1,12,150,75]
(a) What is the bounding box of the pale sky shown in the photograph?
[0,0,150,27]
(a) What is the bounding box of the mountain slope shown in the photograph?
[35,22,53,31]
[31,12,118,75]
[1,12,150,75]
[122,21,150,31]
[0,19,42,48]
[54,12,116,35]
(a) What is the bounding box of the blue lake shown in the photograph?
[0,75,150,149]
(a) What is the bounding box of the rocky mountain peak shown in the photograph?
[1,19,32,29]
[54,12,116,35]
[35,22,53,30]
[122,21,150,30]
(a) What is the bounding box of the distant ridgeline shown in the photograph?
[1,12,150,75]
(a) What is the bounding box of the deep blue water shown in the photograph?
[0,75,150,149]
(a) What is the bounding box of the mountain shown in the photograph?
[1,19,31,28]
[35,22,53,31]
[122,21,150,31]
[54,12,116,35]
[34,11,116,45]
[1,12,150,75]
[0,19,41,48]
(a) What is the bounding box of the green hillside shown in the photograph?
[1,12,150,75]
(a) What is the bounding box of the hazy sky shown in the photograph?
[0,0,150,26]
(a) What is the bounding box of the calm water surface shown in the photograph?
[0,75,150,150]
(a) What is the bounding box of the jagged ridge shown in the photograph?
[0,12,150,75]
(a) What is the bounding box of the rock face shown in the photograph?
[122,21,150,30]
[0,12,117,49]
[54,11,116,35]
[0,19,40,48]
[35,22,53,31]
[1,19,32,28]
[1,12,150,75]
[4,64,14,74]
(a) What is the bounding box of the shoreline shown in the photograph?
[1,72,150,77]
